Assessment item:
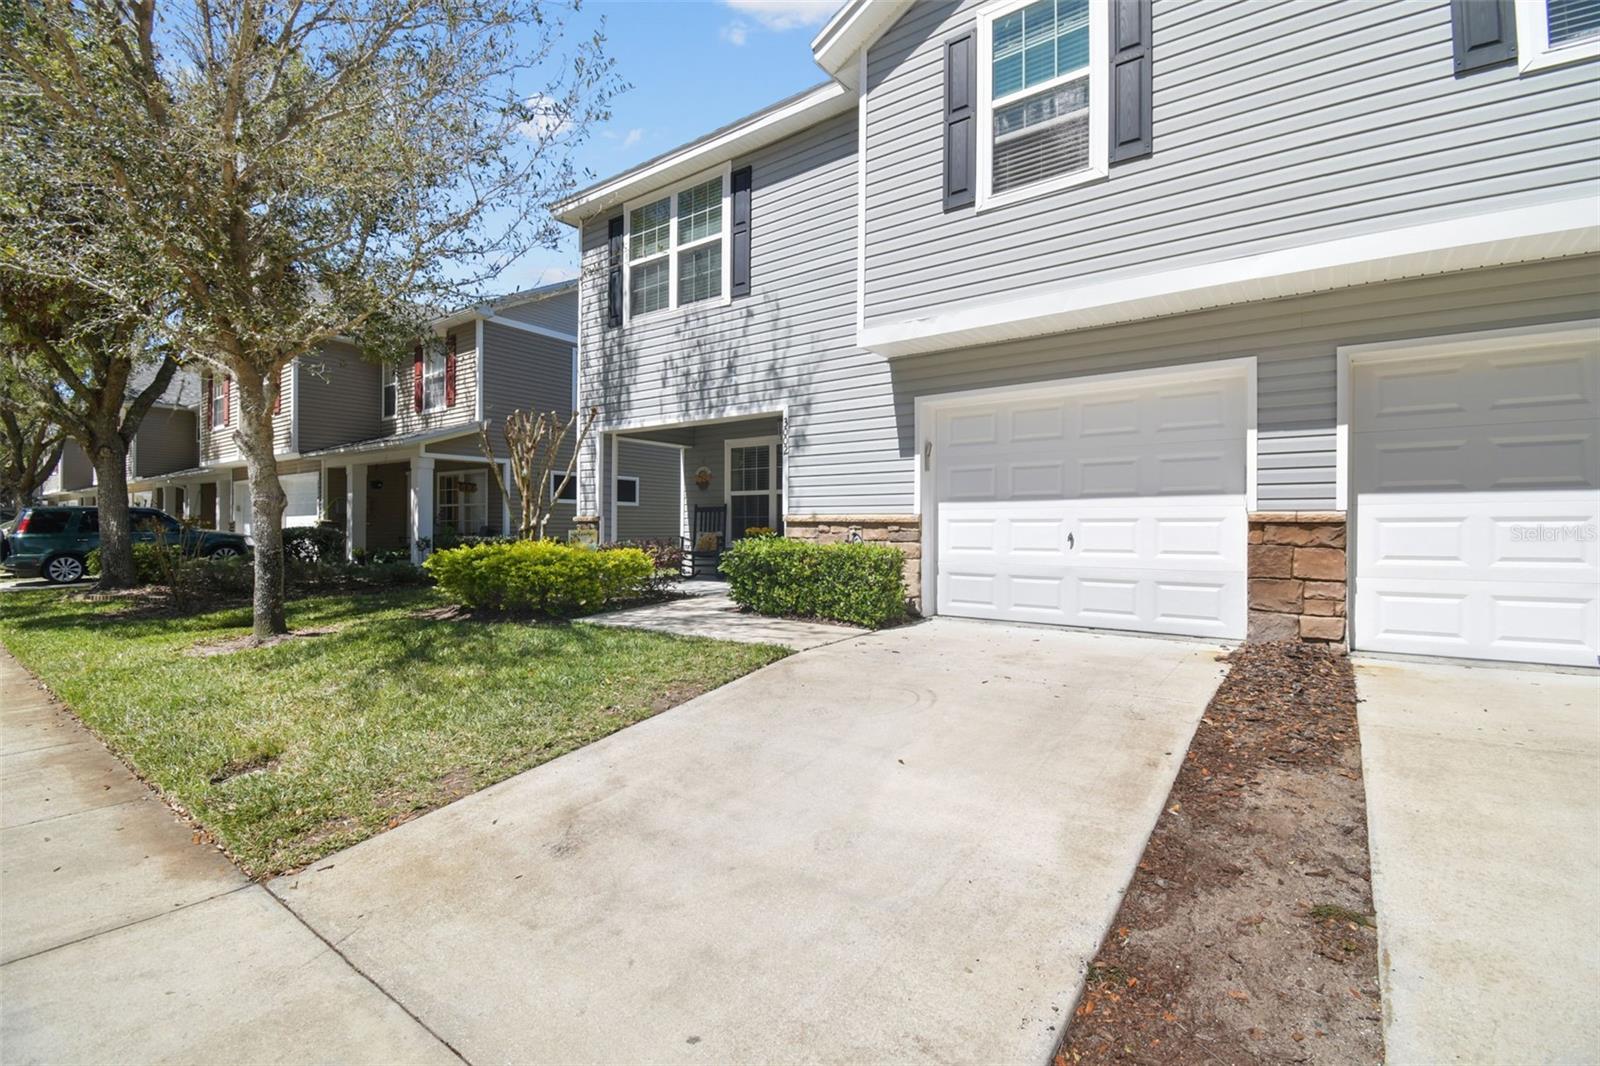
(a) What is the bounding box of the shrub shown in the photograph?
[283,524,346,564]
[424,540,655,616]
[719,537,907,629]
[84,543,175,584]
[603,538,686,598]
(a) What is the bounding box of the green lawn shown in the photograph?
[0,587,786,875]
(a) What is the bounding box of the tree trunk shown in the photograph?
[234,376,288,638]
[89,426,136,588]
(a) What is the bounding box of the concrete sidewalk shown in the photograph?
[0,648,457,1065]
[1357,657,1600,1065]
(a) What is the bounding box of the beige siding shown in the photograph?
[131,407,198,477]
[198,368,293,464]
[384,327,480,438]
[298,342,385,451]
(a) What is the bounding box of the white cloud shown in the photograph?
[517,92,570,140]
[721,0,841,31]
[719,21,750,45]
[621,127,644,149]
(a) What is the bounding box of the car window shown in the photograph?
[132,510,182,535]
[78,510,99,533]
[21,509,71,534]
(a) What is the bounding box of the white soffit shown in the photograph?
[861,196,1600,358]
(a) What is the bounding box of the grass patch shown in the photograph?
[0,587,787,875]
[1309,902,1376,928]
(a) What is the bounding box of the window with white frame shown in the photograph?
[549,471,578,503]
[978,0,1106,206]
[1518,0,1600,70]
[615,476,639,506]
[422,346,447,411]
[625,169,728,320]
[381,369,397,419]
[210,377,226,427]
[437,471,488,535]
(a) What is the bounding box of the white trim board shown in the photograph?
[913,356,1259,614]
[861,197,1600,358]
[1333,319,1600,511]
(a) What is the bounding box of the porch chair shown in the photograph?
[689,504,728,578]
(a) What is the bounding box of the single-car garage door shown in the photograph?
[1352,332,1599,667]
[930,365,1249,639]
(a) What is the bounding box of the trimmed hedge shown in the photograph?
[424,540,655,617]
[719,537,907,629]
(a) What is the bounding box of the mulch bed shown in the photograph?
[1056,641,1383,1066]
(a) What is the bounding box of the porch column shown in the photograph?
[408,456,434,563]
[346,463,367,560]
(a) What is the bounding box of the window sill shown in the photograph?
[1519,37,1600,73]
[976,164,1108,214]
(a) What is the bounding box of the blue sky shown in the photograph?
[502,0,845,292]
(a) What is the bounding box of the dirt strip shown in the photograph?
[1056,641,1383,1066]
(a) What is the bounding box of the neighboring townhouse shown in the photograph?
[127,282,681,560]
[556,0,1600,668]
[42,369,202,514]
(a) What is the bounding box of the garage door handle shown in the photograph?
[1067,532,1074,549]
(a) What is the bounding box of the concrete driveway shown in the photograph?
[1358,657,1600,1064]
[271,620,1226,1064]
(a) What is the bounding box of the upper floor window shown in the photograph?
[210,376,226,427]
[381,369,397,420]
[977,0,1107,209]
[422,346,447,412]
[1517,0,1600,71]
[625,167,729,321]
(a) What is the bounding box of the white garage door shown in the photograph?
[281,471,321,528]
[1352,336,1600,667]
[931,367,1249,639]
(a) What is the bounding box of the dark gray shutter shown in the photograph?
[731,166,752,298]
[943,29,976,211]
[1109,0,1153,163]
[606,215,623,327]
[1451,0,1517,74]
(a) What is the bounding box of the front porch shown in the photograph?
[600,414,784,564]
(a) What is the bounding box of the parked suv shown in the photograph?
[0,506,251,584]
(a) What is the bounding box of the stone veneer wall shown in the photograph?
[1248,512,1348,646]
[784,515,923,612]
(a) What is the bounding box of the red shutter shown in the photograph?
[413,344,424,412]
[223,377,232,425]
[273,366,284,414]
[445,334,457,407]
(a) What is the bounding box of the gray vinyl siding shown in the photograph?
[51,441,95,493]
[297,342,384,451]
[862,0,1600,326]
[892,256,1600,510]
[131,408,198,477]
[495,290,578,336]
[613,440,683,542]
[481,320,578,539]
[578,112,894,515]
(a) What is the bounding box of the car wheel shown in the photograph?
[207,545,243,560]
[43,554,86,584]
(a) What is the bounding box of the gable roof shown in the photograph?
[810,0,912,83]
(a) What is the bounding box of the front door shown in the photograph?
[726,436,782,540]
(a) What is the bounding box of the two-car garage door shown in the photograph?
[931,366,1249,640]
